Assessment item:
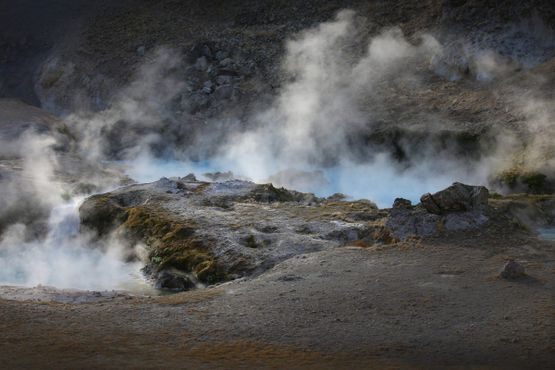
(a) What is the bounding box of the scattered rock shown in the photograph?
[202,80,214,94]
[386,184,490,240]
[500,260,526,279]
[200,44,213,60]
[190,42,213,61]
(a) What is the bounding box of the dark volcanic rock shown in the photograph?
[420,182,489,215]
[154,269,196,291]
[386,201,441,240]
[79,178,551,290]
[392,198,412,209]
[386,183,490,240]
[500,260,526,279]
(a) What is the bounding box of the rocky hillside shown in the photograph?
[1,1,554,192]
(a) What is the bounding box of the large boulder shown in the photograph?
[385,198,441,240]
[420,182,489,215]
[386,183,490,240]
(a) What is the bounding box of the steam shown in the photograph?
[72,9,551,205]
[203,11,484,204]
[0,130,147,291]
[0,132,62,211]
[1,8,553,291]
[0,198,144,290]
[65,47,186,162]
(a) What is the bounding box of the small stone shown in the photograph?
[202,80,214,94]
[195,56,209,71]
[216,74,233,85]
[136,45,145,56]
[201,44,212,59]
[215,50,229,61]
[500,260,526,279]
[214,85,233,99]
[219,58,234,67]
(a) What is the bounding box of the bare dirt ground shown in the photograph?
[1,230,553,369]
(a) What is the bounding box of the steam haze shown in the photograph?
[0,7,553,291]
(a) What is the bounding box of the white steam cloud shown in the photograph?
[0,198,145,291]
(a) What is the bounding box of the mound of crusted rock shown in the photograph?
[79,177,384,290]
[420,182,489,214]
[386,182,490,240]
[80,178,551,290]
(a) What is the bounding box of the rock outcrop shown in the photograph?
[420,182,489,215]
[79,178,554,290]
[385,198,441,240]
[386,183,490,240]
[79,177,382,290]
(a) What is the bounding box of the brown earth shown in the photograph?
[0,218,553,369]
